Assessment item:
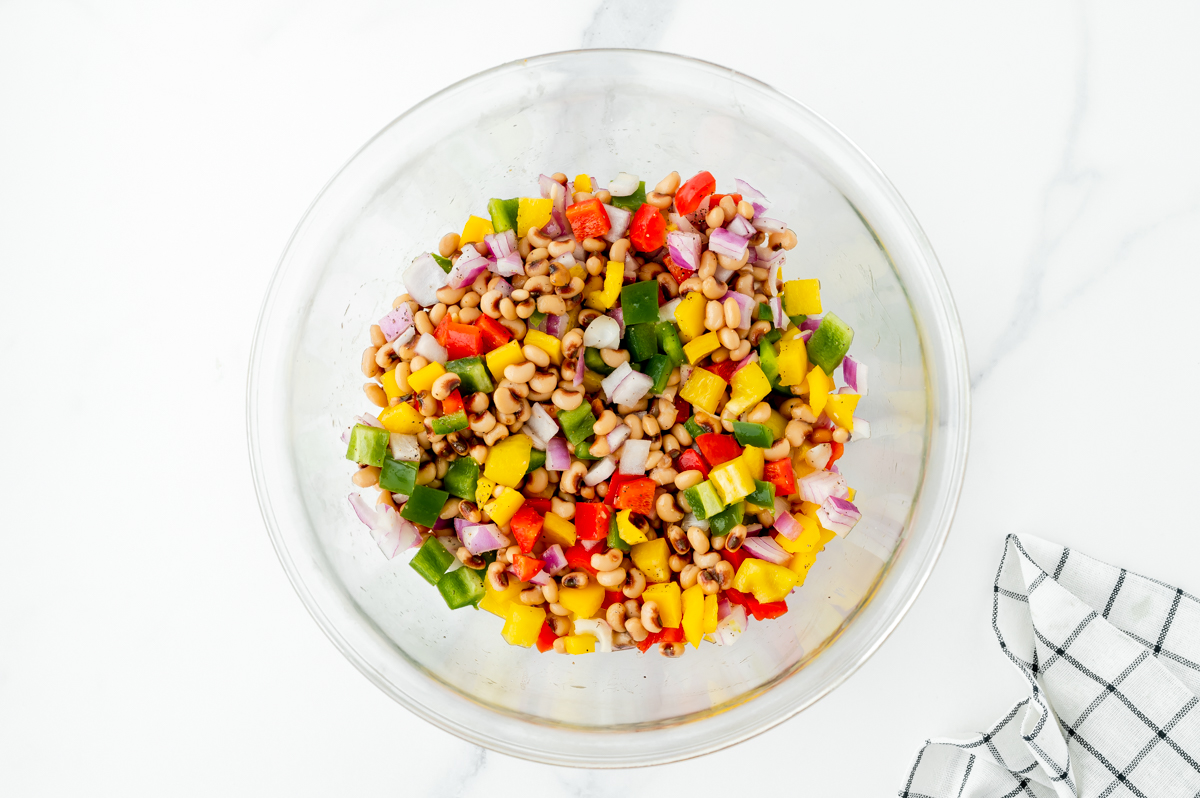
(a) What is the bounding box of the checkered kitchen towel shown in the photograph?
[900,534,1200,797]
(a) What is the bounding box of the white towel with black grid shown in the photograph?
[899,534,1200,798]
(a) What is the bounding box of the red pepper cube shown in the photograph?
[524,497,552,515]
[433,313,453,347]
[709,193,743,208]
[702,359,738,384]
[613,478,655,515]
[475,315,512,353]
[636,631,660,653]
[601,590,626,609]
[676,447,710,477]
[721,547,750,573]
[573,503,611,541]
[441,389,464,416]
[828,441,845,467]
[664,255,692,286]
[630,204,666,252]
[674,171,716,216]
[673,395,692,424]
[509,504,544,554]
[444,321,482,360]
[565,198,612,240]
[536,621,558,653]
[603,472,639,507]
[564,542,600,573]
[763,458,797,497]
[512,552,545,582]
[751,600,789,621]
[696,433,744,467]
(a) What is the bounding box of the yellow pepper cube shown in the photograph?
[380,369,403,400]
[764,410,788,442]
[630,538,671,583]
[703,593,719,634]
[517,197,553,238]
[806,365,833,417]
[777,334,809,387]
[674,291,708,342]
[787,552,818,584]
[573,174,592,193]
[586,260,623,311]
[523,330,563,365]
[824,393,860,431]
[725,362,771,416]
[484,487,525,526]
[776,515,822,554]
[617,509,648,545]
[541,513,577,548]
[681,584,705,648]
[562,634,596,655]
[501,604,547,647]
[709,458,755,505]
[732,558,799,603]
[485,435,533,488]
[378,402,423,434]
[783,278,822,316]
[558,581,604,619]
[479,577,527,617]
[475,475,496,507]
[407,362,445,394]
[678,368,727,415]
[485,340,525,381]
[847,487,856,502]
[641,582,682,628]
[741,445,765,481]
[460,214,494,245]
[682,331,721,365]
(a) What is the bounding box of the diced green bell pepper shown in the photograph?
[526,449,547,474]
[609,181,646,213]
[573,439,600,460]
[655,321,685,366]
[681,480,725,520]
[731,421,774,448]
[443,457,479,501]
[431,253,453,274]
[621,281,661,326]
[643,354,673,395]
[607,510,631,552]
[528,310,547,331]
[581,369,605,395]
[379,455,418,495]
[557,402,597,447]
[746,479,775,511]
[709,501,745,537]
[623,322,658,362]
[764,328,782,345]
[683,417,707,442]
[807,312,855,375]
[487,197,519,233]
[346,424,389,468]
[437,566,486,609]
[430,411,468,435]
[410,535,455,585]
[758,339,790,395]
[584,347,614,376]
[756,302,773,321]
[400,484,450,528]
[788,314,807,328]
[445,356,494,395]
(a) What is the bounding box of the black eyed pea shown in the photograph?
[430,372,461,401]
[351,465,380,488]
[591,549,623,572]
[561,328,584,359]
[717,327,740,351]
[714,560,735,590]
[514,298,536,319]
[718,195,737,219]
[606,602,627,632]
[456,547,485,570]
[641,601,663,634]
[551,388,583,412]
[522,344,550,368]
[459,307,481,324]
[551,497,576,520]
[493,386,522,414]
[660,641,686,658]
[785,419,809,447]
[666,524,690,556]
[560,461,587,494]
[687,526,710,555]
[469,443,488,464]
[644,451,664,471]
[548,601,570,617]
[541,581,559,604]
[459,500,482,523]
[486,562,508,591]
[674,469,704,491]
[671,423,693,447]
[596,567,626,589]
[409,354,429,373]
[694,550,721,568]
[364,382,387,407]
[622,568,646,599]
[701,276,727,301]
[536,295,566,315]
[737,199,755,219]
[527,227,552,248]
[547,239,574,258]
[649,466,679,487]
[370,324,387,347]
[483,425,509,446]
[549,615,570,636]
[436,285,468,305]
[668,554,688,573]
[600,348,630,368]
[561,571,589,589]
[654,171,681,195]
[624,617,649,642]
[679,564,700,590]
[711,534,727,551]
[519,587,546,606]
[438,232,460,258]
[362,347,382,378]
[581,237,606,253]
[552,637,567,654]
[609,238,630,263]
[642,415,661,437]
[657,494,685,525]
[549,261,572,287]
[704,299,724,331]
[697,568,722,595]
[439,497,460,520]
[558,276,585,300]
[735,272,755,297]
[646,191,673,209]
[589,435,611,457]
[725,524,748,552]
[747,401,772,424]
[763,438,791,460]
[593,409,619,437]
[525,467,549,494]
[469,411,496,435]
[499,296,518,320]
[706,205,725,229]
[480,290,504,319]
[730,339,752,362]
[529,371,557,394]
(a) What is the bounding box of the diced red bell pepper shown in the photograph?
[512,552,545,582]
[565,198,612,240]
[474,315,512,353]
[673,396,692,423]
[721,547,750,572]
[441,389,464,416]
[828,441,844,468]
[674,171,716,216]
[701,359,738,384]
[723,587,788,621]
[601,590,626,609]
[603,472,639,507]
[664,255,692,286]
[630,204,666,252]
[573,503,611,541]
[524,497,552,515]
[536,621,558,653]
[433,314,453,347]
[443,322,483,360]
[509,505,544,554]
[676,447,710,477]
[613,477,655,515]
[709,193,743,208]
[763,458,797,497]
[636,626,685,653]
[696,433,743,467]
[564,542,599,573]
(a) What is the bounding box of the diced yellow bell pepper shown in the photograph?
[674,292,708,342]
[378,402,423,434]
[380,369,403,400]
[562,633,596,655]
[777,331,809,386]
[788,551,818,584]
[501,604,547,647]
[732,558,800,603]
[460,214,494,245]
[776,514,822,554]
[682,331,720,365]
[709,457,755,505]
[741,446,764,481]
[617,509,648,545]
[630,538,671,583]
[783,279,822,316]
[475,475,496,507]
[725,362,771,416]
[523,330,563,365]
[764,410,787,442]
[847,487,856,501]
[806,365,833,417]
[681,584,705,648]
[703,593,719,634]
[517,197,553,238]
[541,513,577,548]
[484,487,525,526]
[485,340,525,381]
[558,580,604,619]
[641,582,682,628]
[573,174,592,193]
[586,260,624,311]
[569,263,588,282]
[479,577,527,617]
[678,368,727,415]
[407,362,445,395]
[824,393,859,431]
[485,435,532,488]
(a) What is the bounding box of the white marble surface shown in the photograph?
[3,1,1199,794]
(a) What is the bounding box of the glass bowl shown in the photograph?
[247,49,969,768]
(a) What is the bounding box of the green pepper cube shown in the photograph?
[607,510,631,552]
[528,310,547,331]
[445,356,495,395]
[642,354,673,396]
[346,424,389,468]
[758,339,789,394]
[379,455,418,496]
[681,480,725,520]
[410,535,456,585]
[683,417,707,442]
[400,485,450,528]
[431,253,453,274]
[436,566,486,609]
[609,181,646,213]
[573,439,599,460]
[557,402,597,447]
[655,321,685,365]
[746,480,775,511]
[442,457,480,501]
[584,347,614,376]
[621,281,661,326]
[487,197,519,233]
[709,501,745,537]
[731,421,774,448]
[807,312,855,375]
[526,449,547,474]
[788,314,807,329]
[430,411,468,436]
[764,328,782,345]
[757,302,774,321]
[623,322,658,362]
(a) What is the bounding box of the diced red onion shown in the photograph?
[715,266,735,283]
[414,332,447,364]
[666,231,701,271]
[603,203,631,243]
[378,304,413,342]
[433,518,454,532]
[461,523,506,555]
[484,230,517,259]
[681,512,709,531]
[584,456,618,486]
[447,247,490,289]
[801,317,821,333]
[539,174,568,234]
[601,362,633,400]
[453,517,470,536]
[745,524,763,536]
[388,433,420,462]
[541,544,567,575]
[713,605,747,646]
[554,251,576,270]
[734,178,769,203]
[818,496,861,535]
[573,241,586,261]
[842,355,867,395]
[619,438,651,475]
[607,423,631,452]
[726,213,756,238]
[829,462,840,475]
[584,315,621,350]
[525,403,559,449]
[806,442,833,470]
[800,330,813,343]
[355,412,383,429]
[752,216,786,234]
[611,370,653,407]
[527,570,552,586]
[756,246,785,267]
[746,247,758,265]
[545,314,568,338]
[608,172,640,197]
[708,228,749,259]
[659,297,681,323]
[798,469,846,505]
[850,418,871,441]
[581,539,604,551]
[607,305,625,338]
[717,598,733,621]
[490,251,523,278]
[402,252,449,308]
[545,437,570,471]
[679,363,693,383]
[721,290,755,330]
[348,494,419,559]
[623,254,638,280]
[340,428,350,444]
[573,345,584,386]
[769,297,786,329]
[765,262,783,298]
[528,313,548,333]
[492,278,513,298]
[669,212,697,234]
[773,510,803,541]
[742,536,791,565]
